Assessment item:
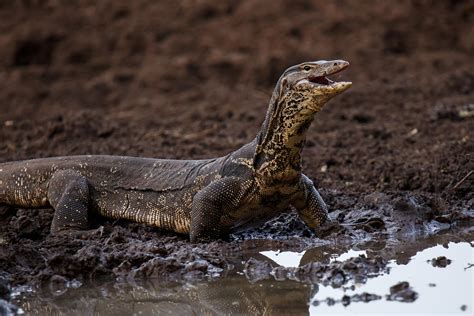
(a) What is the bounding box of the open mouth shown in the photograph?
[308,76,334,85]
[307,62,349,86]
[308,64,348,86]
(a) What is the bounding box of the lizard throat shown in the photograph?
[254,111,315,180]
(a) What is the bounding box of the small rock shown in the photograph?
[388,281,418,302]
[408,128,418,136]
[390,281,409,295]
[326,297,336,306]
[430,256,452,268]
[330,270,346,288]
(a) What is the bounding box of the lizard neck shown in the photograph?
[254,87,316,182]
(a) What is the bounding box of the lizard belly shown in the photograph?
[91,188,193,234]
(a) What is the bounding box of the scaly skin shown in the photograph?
[0,60,351,242]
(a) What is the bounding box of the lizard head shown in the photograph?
[255,60,352,170]
[277,60,352,112]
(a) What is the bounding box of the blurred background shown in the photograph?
[0,0,472,201]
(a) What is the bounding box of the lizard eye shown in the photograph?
[303,65,311,71]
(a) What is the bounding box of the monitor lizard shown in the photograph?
[0,60,351,242]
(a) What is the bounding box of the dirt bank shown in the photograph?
[0,0,473,297]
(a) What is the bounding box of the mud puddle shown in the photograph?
[271,242,473,314]
[6,230,473,315]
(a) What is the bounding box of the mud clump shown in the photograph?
[0,219,235,289]
[244,254,387,286]
[430,256,452,268]
[388,281,418,303]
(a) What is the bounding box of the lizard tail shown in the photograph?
[0,163,49,208]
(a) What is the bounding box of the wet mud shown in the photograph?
[5,232,474,315]
[0,0,473,310]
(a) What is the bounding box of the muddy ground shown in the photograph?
[0,0,473,305]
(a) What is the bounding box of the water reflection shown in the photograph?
[17,277,314,316]
[311,241,473,314]
[13,229,474,315]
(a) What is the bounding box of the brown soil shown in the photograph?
[0,0,473,298]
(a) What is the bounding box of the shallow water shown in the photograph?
[10,236,473,316]
[264,242,473,315]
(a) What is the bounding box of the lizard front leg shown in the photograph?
[190,177,247,242]
[293,174,329,230]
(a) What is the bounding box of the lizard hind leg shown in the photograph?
[47,170,90,233]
